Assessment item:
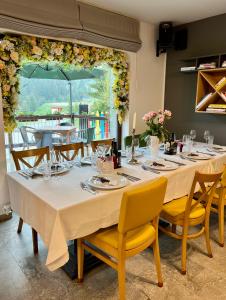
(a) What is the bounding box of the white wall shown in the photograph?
[124,22,166,137]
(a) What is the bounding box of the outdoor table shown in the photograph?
[37,126,77,147]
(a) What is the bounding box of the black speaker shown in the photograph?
[174,28,188,50]
[159,22,173,47]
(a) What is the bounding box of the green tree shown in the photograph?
[88,70,111,114]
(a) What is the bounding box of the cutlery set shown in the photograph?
[80,182,97,194]
[117,172,141,182]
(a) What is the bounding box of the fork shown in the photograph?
[141,165,160,174]
[80,182,96,195]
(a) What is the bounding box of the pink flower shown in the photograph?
[142,114,150,122]
[158,116,165,124]
[148,111,156,118]
[164,110,172,117]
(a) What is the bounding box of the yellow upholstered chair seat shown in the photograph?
[159,171,222,275]
[77,177,168,300]
[161,196,205,223]
[87,224,156,252]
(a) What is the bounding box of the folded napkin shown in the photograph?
[151,161,165,167]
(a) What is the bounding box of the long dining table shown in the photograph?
[7,143,226,274]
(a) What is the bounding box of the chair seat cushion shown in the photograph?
[87,224,156,251]
[161,196,205,222]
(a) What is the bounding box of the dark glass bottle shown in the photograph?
[111,139,121,169]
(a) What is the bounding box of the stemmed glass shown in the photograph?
[204,130,210,144]
[190,130,196,142]
[182,135,192,152]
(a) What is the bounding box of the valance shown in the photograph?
[0,0,141,52]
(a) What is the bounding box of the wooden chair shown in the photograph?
[159,171,222,275]
[90,139,113,152]
[53,142,84,161]
[210,165,226,247]
[77,177,168,300]
[11,146,50,255]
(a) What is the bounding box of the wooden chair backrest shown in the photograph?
[118,177,167,234]
[184,171,223,223]
[91,139,113,152]
[11,147,50,170]
[53,142,84,161]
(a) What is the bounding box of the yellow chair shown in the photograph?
[77,177,168,300]
[210,165,226,247]
[159,171,222,275]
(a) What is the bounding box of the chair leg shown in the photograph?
[181,233,188,275]
[204,223,213,258]
[77,239,84,283]
[152,239,163,287]
[17,218,23,234]
[218,204,225,247]
[32,228,38,255]
[118,258,126,300]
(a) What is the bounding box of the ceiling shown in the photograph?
[79,0,226,25]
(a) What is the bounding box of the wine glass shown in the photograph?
[190,130,196,141]
[182,135,192,152]
[204,130,210,144]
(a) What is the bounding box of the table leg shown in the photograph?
[61,240,102,280]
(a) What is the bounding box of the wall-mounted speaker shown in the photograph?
[174,28,188,50]
[156,23,188,56]
[159,22,173,47]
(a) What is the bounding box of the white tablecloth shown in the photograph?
[7,146,226,271]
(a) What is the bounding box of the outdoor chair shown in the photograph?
[19,126,43,149]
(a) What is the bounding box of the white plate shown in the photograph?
[143,159,178,171]
[87,175,128,190]
[208,146,226,153]
[34,164,69,175]
[181,152,210,160]
[81,156,92,165]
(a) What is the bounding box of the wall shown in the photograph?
[165,13,226,144]
[126,21,166,136]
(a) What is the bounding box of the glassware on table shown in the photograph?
[204,130,210,144]
[190,129,196,141]
[42,161,52,181]
[182,134,192,152]
[207,135,214,148]
[133,138,139,151]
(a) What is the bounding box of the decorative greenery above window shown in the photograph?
[0,35,129,132]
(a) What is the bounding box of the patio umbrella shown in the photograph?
[20,63,104,113]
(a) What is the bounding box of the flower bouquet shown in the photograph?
[141,109,172,158]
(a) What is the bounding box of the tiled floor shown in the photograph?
[1,213,226,300]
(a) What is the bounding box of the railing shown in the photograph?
[5,113,110,149]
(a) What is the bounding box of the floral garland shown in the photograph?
[0,35,129,132]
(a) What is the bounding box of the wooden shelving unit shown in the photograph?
[180,53,226,73]
[195,68,226,114]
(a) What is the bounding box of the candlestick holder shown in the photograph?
[128,129,139,165]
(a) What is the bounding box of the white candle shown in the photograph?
[132,112,136,130]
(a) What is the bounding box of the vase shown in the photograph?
[148,136,160,159]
